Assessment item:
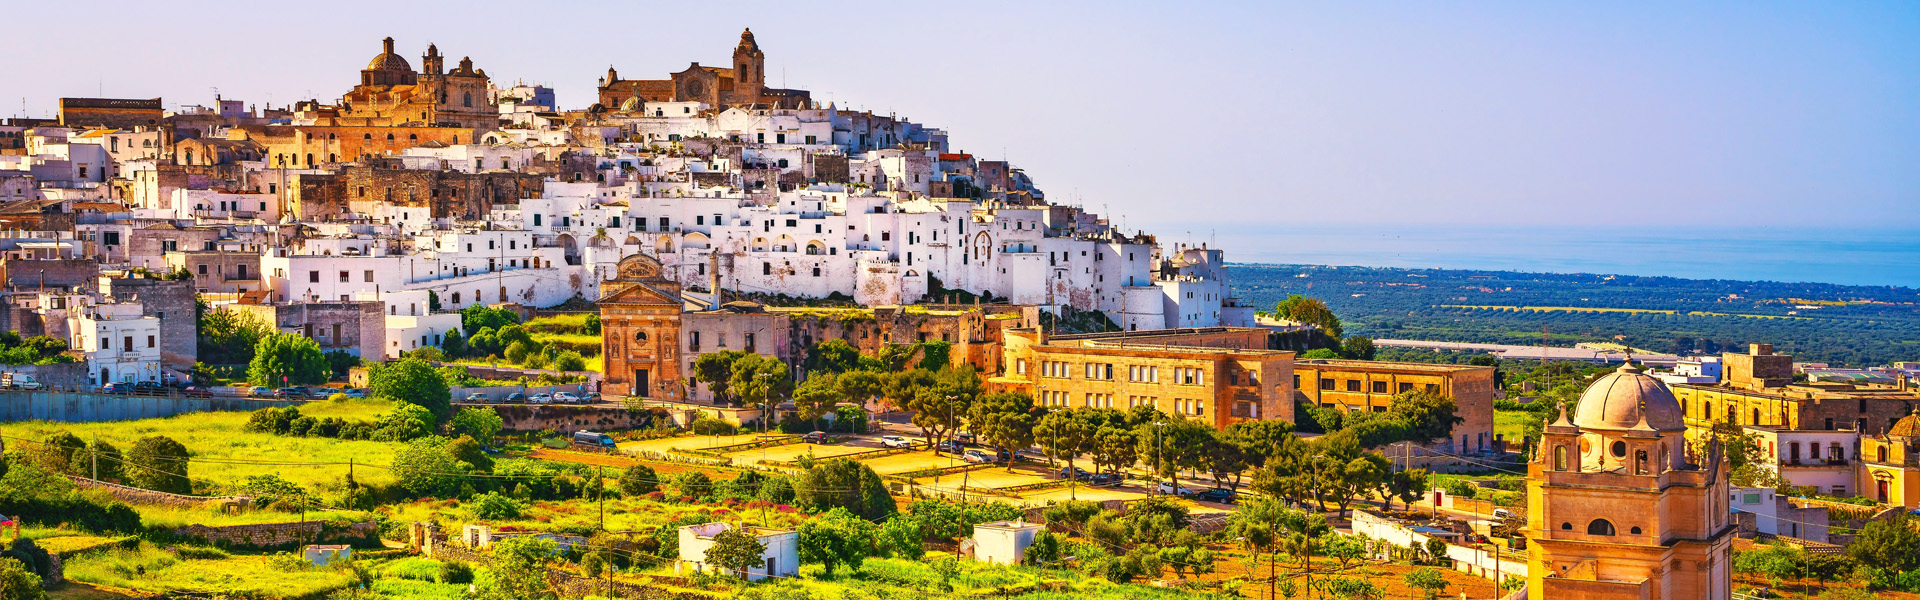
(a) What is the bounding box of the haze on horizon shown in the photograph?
[3,1,1913,233]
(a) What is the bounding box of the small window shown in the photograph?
[1611,441,1627,457]
[1629,526,1642,535]
[1587,519,1616,536]
[1560,522,1572,530]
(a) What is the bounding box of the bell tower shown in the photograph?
[732,28,766,103]
[1527,362,1733,600]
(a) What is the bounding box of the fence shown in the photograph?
[0,390,301,423]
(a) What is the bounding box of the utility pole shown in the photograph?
[598,465,606,531]
[90,433,98,481]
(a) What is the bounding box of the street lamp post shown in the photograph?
[1152,421,1166,497]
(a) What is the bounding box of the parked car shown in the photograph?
[464,393,490,403]
[1088,472,1124,486]
[180,386,213,398]
[802,431,830,444]
[342,388,367,398]
[101,382,128,394]
[581,392,602,403]
[248,386,273,398]
[1492,508,1513,520]
[1194,488,1238,504]
[530,394,553,404]
[963,449,1003,464]
[554,392,580,404]
[133,381,167,395]
[936,439,967,454]
[955,431,976,444]
[880,435,915,449]
[1156,482,1195,496]
[504,393,527,404]
[274,387,312,399]
[1058,467,1092,481]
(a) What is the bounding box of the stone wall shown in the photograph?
[547,570,710,600]
[0,390,301,423]
[491,404,655,433]
[67,475,249,510]
[0,362,89,389]
[174,520,377,549]
[2,258,101,290]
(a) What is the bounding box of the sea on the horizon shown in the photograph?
[1177,224,1919,288]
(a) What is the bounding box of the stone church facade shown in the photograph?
[596,29,814,111]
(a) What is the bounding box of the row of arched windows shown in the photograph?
[1557,519,1642,536]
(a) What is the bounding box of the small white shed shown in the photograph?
[972,520,1045,565]
[677,522,799,581]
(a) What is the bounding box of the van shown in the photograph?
[571,431,617,451]
[1,373,41,390]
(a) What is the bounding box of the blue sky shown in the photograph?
[4,1,1914,231]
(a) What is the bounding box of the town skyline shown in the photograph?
[4,1,1914,233]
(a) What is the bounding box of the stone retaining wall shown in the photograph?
[67,475,250,510]
[174,520,377,549]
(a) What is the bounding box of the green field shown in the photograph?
[62,543,358,598]
[0,397,405,493]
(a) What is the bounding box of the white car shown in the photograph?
[880,436,915,449]
[553,392,580,404]
[1157,482,1194,496]
[530,394,553,404]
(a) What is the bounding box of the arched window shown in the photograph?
[1560,522,1572,530]
[1629,526,1643,535]
[1587,519,1616,536]
[387,133,395,141]
[1879,446,1889,462]
[463,92,472,107]
[364,133,373,140]
[409,134,418,141]
[451,292,461,304]
[1635,450,1649,475]
[635,331,648,341]
[1553,445,1569,471]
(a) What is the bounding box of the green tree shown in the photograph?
[482,536,556,600]
[792,372,845,431]
[1036,408,1093,480]
[897,367,980,447]
[460,305,519,337]
[372,403,436,441]
[369,359,451,422]
[451,407,504,445]
[802,339,864,375]
[1342,336,1376,360]
[705,527,769,580]
[76,438,123,482]
[692,351,750,404]
[730,354,793,430]
[1137,420,1211,494]
[1382,467,1430,512]
[1403,567,1448,600]
[125,435,190,494]
[797,458,894,520]
[392,436,468,498]
[446,435,493,472]
[197,307,271,364]
[247,333,329,387]
[1848,515,1920,572]
[620,464,658,495]
[875,514,923,559]
[1090,425,1138,477]
[798,507,877,576]
[1275,294,1343,339]
[0,557,45,600]
[971,391,1036,472]
[672,471,714,500]
[550,351,587,372]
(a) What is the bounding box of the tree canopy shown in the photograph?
[247,333,329,387]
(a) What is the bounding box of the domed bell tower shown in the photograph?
[733,28,765,102]
[1527,362,1733,600]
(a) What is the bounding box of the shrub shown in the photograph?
[672,472,714,501]
[690,417,736,436]
[437,560,473,584]
[125,436,191,494]
[619,464,658,496]
[551,351,587,372]
[469,492,524,520]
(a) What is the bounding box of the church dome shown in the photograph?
[1571,362,1685,431]
[368,37,413,71]
[1890,407,1920,439]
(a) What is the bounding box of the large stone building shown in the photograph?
[58,98,163,129]
[1674,345,1920,437]
[288,166,543,221]
[598,254,686,399]
[340,38,499,129]
[596,29,813,111]
[1527,362,1734,600]
[1859,408,1920,506]
[991,327,1296,429]
[1293,359,1498,453]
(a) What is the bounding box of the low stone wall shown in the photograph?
[492,404,656,433]
[0,390,301,423]
[68,475,250,510]
[174,520,377,549]
[546,570,711,600]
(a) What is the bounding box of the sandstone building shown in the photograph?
[1293,358,1497,453]
[991,327,1296,429]
[596,29,813,111]
[1528,362,1733,600]
[341,38,498,129]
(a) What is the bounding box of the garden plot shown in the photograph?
[725,442,870,464]
[618,433,768,455]
[914,468,1050,491]
[858,451,970,475]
